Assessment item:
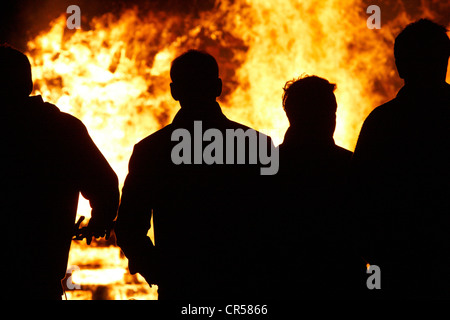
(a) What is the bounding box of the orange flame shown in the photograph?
[25,0,449,299]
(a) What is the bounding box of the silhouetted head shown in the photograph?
[283,75,337,140]
[170,50,222,108]
[394,19,450,85]
[0,44,33,99]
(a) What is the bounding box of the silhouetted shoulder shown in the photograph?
[226,119,255,131]
[225,120,274,149]
[334,144,353,159]
[132,123,176,158]
[443,82,450,97]
[56,108,86,127]
[360,99,399,128]
[50,105,88,132]
[22,97,89,136]
[354,99,405,155]
[362,83,450,129]
[126,124,177,174]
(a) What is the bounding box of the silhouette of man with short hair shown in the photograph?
[1,44,120,299]
[115,50,274,299]
[352,19,450,299]
[274,75,354,298]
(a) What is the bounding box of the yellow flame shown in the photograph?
[72,268,126,285]
[25,0,448,299]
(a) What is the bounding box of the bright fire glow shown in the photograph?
[25,0,449,299]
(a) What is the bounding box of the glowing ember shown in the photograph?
[24,0,449,299]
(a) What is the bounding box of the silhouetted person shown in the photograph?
[115,50,275,300]
[1,44,120,299]
[352,19,450,299]
[274,75,354,298]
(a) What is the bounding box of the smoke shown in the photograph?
[3,0,449,145]
[3,0,448,49]
[0,0,210,50]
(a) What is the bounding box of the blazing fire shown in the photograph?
[24,0,449,299]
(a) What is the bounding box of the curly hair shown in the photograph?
[282,75,337,124]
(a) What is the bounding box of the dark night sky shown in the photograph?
[1,0,448,52]
[0,0,217,51]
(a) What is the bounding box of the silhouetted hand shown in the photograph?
[73,216,114,245]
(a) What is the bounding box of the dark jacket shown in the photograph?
[116,102,273,299]
[351,83,450,298]
[2,96,119,299]
[274,130,354,298]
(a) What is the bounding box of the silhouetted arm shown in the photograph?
[351,107,392,262]
[115,144,157,284]
[352,107,391,188]
[72,118,120,236]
